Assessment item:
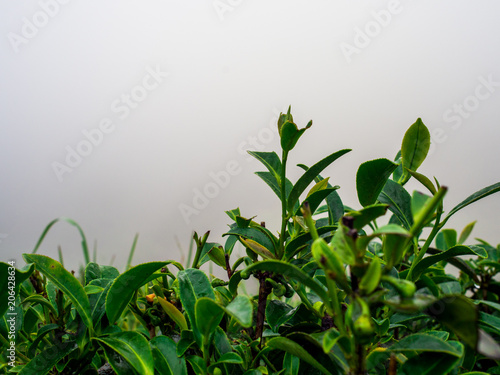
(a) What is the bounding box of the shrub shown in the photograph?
[2,108,500,374]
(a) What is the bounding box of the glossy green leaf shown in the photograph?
[399,351,462,375]
[296,188,338,216]
[401,118,430,180]
[267,337,334,375]
[0,263,35,318]
[94,331,154,375]
[378,179,413,229]
[359,257,381,295]
[425,295,478,348]
[435,229,457,250]
[412,245,487,281]
[287,149,351,213]
[248,150,282,177]
[283,352,300,375]
[357,158,398,207]
[407,169,437,194]
[207,246,227,268]
[195,297,225,339]
[18,341,77,375]
[89,278,112,325]
[158,298,188,331]
[347,204,389,230]
[411,191,432,219]
[186,355,207,375]
[284,225,337,261]
[105,261,168,324]
[255,171,293,201]
[240,237,276,259]
[241,260,328,302]
[389,333,462,356]
[224,295,253,327]
[26,323,60,358]
[444,182,500,224]
[150,336,187,375]
[224,226,276,256]
[23,254,93,330]
[178,268,215,346]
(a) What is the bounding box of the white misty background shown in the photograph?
[1,0,499,271]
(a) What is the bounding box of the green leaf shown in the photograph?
[224,295,253,327]
[208,246,227,268]
[0,262,34,318]
[150,336,188,375]
[157,298,188,331]
[18,341,77,375]
[398,351,463,375]
[444,182,500,224]
[94,331,155,375]
[359,257,381,295]
[178,268,215,346]
[458,221,476,245]
[195,297,224,340]
[407,169,437,194]
[241,260,328,302]
[31,217,90,264]
[401,118,431,181]
[23,254,93,330]
[105,261,168,324]
[284,225,337,261]
[186,355,207,375]
[347,204,389,230]
[240,237,276,259]
[280,119,312,152]
[248,150,282,177]
[389,333,462,356]
[224,226,276,256]
[297,188,339,216]
[267,337,334,375]
[287,149,351,213]
[378,179,413,229]
[412,245,487,281]
[283,352,300,375]
[84,262,101,285]
[255,171,293,201]
[26,323,60,358]
[357,158,398,207]
[425,295,478,349]
[435,229,457,250]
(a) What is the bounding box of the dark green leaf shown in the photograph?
[105,261,168,324]
[378,179,413,229]
[0,262,34,318]
[444,182,500,223]
[23,254,93,330]
[357,158,398,207]
[287,149,351,213]
[18,341,77,375]
[94,332,154,375]
[150,336,188,375]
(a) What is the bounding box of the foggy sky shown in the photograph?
[1,0,500,272]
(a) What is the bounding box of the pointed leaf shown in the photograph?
[150,336,188,375]
[105,261,169,324]
[94,332,155,375]
[401,118,431,181]
[23,254,93,330]
[287,149,351,213]
[444,182,500,223]
[357,158,398,207]
[157,298,188,331]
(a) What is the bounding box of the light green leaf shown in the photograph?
[157,298,188,331]
[401,118,431,182]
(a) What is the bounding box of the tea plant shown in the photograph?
[2,108,500,374]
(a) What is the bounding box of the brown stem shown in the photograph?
[225,254,233,279]
[388,353,397,375]
[255,271,272,344]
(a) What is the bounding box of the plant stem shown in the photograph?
[278,150,289,259]
[255,271,272,344]
[326,278,346,335]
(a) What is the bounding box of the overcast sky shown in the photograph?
[1,0,500,272]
